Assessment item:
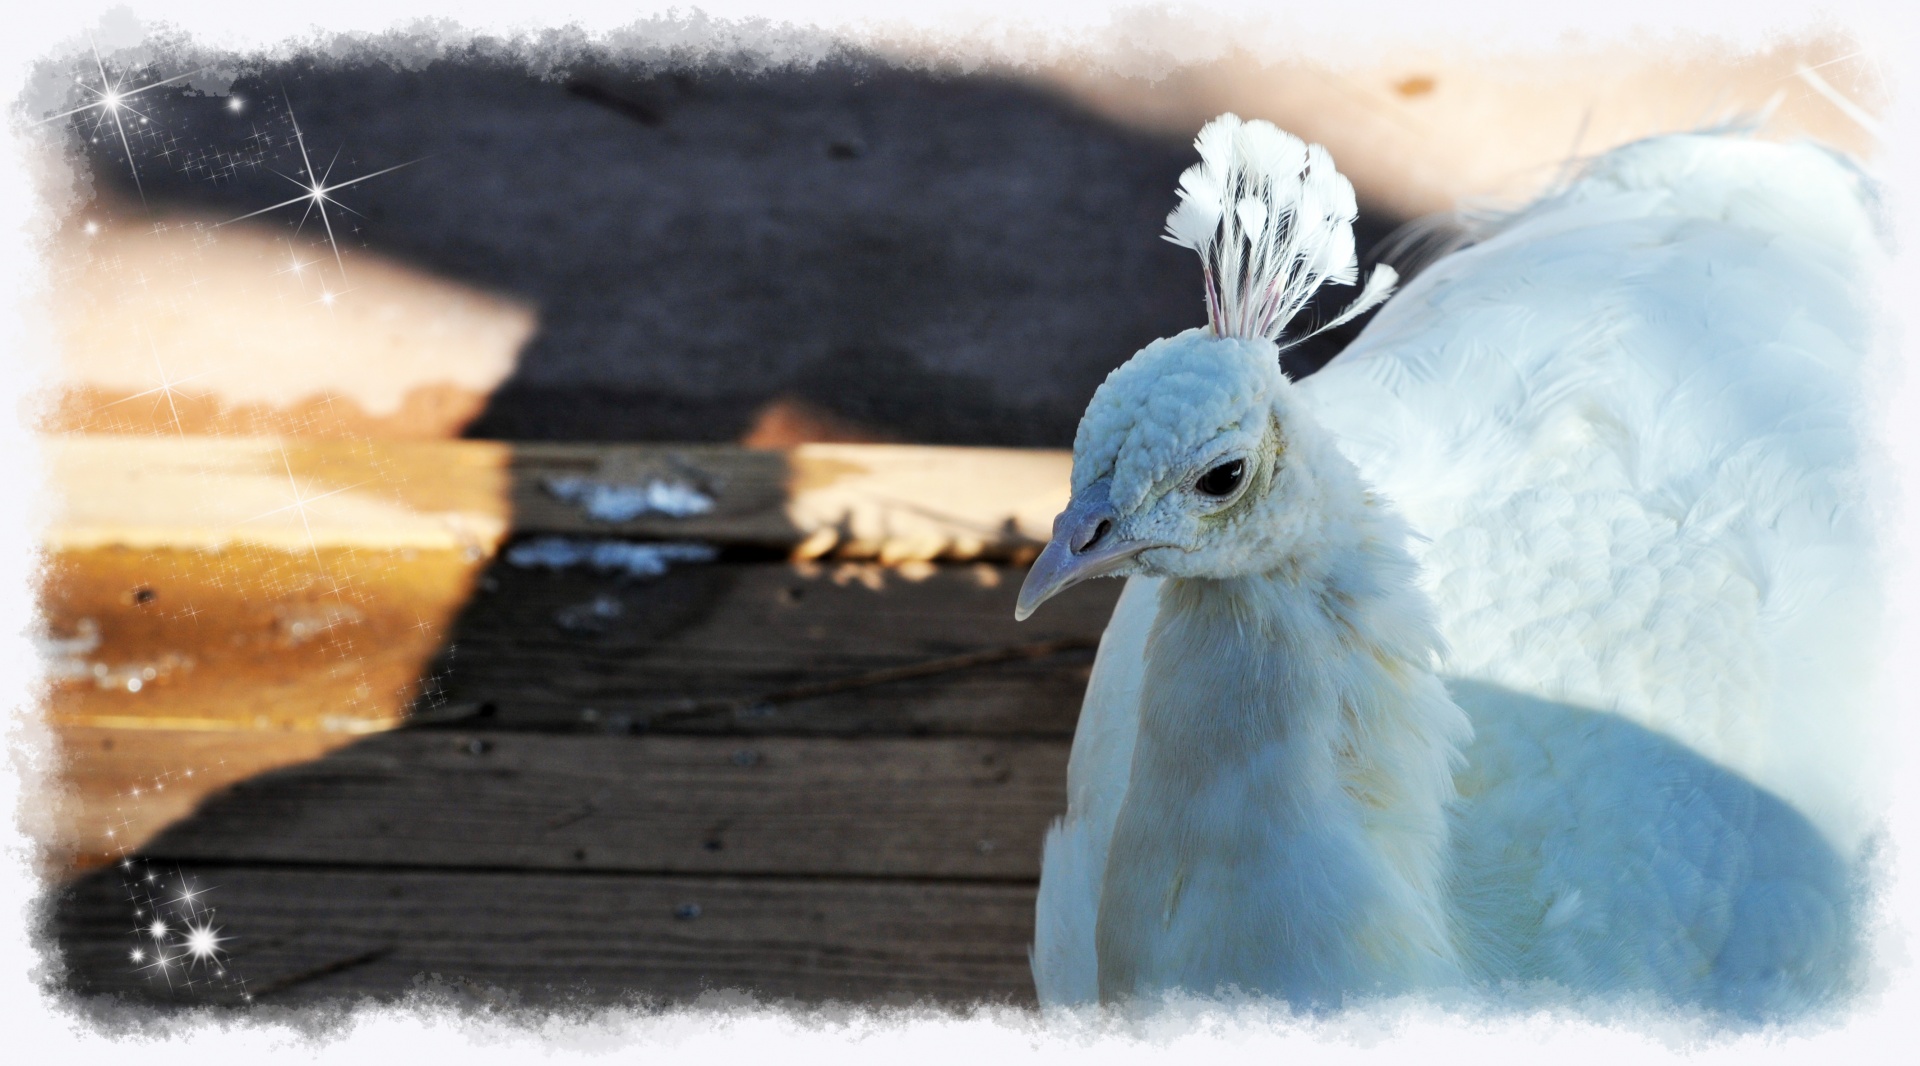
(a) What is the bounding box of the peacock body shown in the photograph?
[1020,117,1885,1020]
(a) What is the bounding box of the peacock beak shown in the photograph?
[1015,480,1155,620]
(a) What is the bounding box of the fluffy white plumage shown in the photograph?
[1024,117,1884,1020]
[1162,114,1398,345]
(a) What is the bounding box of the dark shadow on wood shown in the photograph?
[61,50,1406,446]
[412,558,1115,738]
[56,865,1045,1009]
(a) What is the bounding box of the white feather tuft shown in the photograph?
[1162,114,1391,344]
[1294,263,1399,346]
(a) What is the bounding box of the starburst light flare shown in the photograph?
[36,42,205,205]
[117,857,249,1000]
[238,445,369,574]
[182,919,225,964]
[94,335,207,434]
[218,98,420,285]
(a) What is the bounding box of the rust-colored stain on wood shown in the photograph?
[41,382,496,440]
[1393,74,1438,98]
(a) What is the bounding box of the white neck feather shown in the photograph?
[1094,498,1472,1004]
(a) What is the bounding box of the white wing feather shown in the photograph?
[1304,134,1884,856]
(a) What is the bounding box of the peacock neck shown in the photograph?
[1094,514,1471,1004]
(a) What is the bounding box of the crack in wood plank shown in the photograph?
[241,944,396,1002]
[641,636,1097,726]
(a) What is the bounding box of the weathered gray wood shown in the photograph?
[142,731,1067,880]
[508,442,798,548]
[427,561,1119,737]
[56,864,1040,1006]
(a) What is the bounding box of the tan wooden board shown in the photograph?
[140,730,1067,881]
[41,436,512,554]
[56,865,1039,1006]
[40,543,476,735]
[42,435,1072,561]
[40,541,479,871]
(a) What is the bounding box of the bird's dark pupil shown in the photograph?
[1197,459,1244,497]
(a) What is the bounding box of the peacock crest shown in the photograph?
[1162,114,1397,349]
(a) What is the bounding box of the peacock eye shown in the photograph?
[1195,458,1245,498]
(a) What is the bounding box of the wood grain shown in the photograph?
[140,730,1067,880]
[40,544,477,734]
[56,864,1040,1006]
[43,436,512,554]
[41,727,357,874]
[429,561,1118,737]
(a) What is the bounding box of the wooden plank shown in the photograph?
[38,542,480,871]
[40,544,475,734]
[761,443,1070,562]
[44,436,1072,561]
[43,727,359,875]
[38,439,1103,875]
[55,864,1039,1005]
[38,552,1117,868]
[506,441,792,550]
[42,436,512,554]
[430,561,1117,736]
[140,731,1067,880]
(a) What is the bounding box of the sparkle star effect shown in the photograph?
[239,445,369,574]
[219,98,419,286]
[173,883,204,915]
[273,238,320,280]
[119,858,249,1000]
[139,949,179,989]
[181,919,225,964]
[36,41,204,206]
[94,335,206,434]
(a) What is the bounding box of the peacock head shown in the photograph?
[1016,114,1393,620]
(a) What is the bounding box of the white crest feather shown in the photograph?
[1162,114,1393,346]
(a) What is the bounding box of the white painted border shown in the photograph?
[4,1,1915,1061]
